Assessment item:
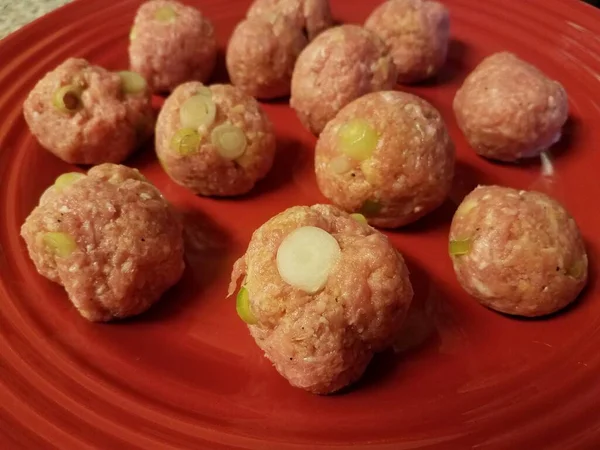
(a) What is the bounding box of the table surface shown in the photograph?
[0,0,72,39]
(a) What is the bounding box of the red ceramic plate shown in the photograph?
[1,0,599,448]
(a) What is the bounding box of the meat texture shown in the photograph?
[21,164,185,322]
[229,204,413,394]
[449,185,587,316]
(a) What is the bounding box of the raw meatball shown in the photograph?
[449,185,587,317]
[155,82,276,196]
[315,91,455,228]
[229,204,413,394]
[247,0,332,40]
[365,0,450,83]
[129,0,217,93]
[21,164,185,322]
[290,25,398,135]
[23,58,154,165]
[453,52,569,162]
[226,14,307,99]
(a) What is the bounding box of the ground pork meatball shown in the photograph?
[228,204,413,394]
[365,0,450,83]
[23,58,154,165]
[21,164,185,322]
[226,14,307,99]
[453,52,569,162]
[129,0,217,93]
[290,25,398,135]
[449,185,587,317]
[155,82,276,196]
[247,0,332,40]
[315,91,454,228]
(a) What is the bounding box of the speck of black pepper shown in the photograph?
[289,357,293,361]
[141,238,145,242]
[556,266,560,271]
[350,172,356,177]
[57,219,61,223]
[476,227,480,231]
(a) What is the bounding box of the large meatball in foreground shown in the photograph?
[155,82,276,196]
[315,91,454,228]
[449,185,587,317]
[290,25,398,135]
[21,164,185,322]
[247,0,332,40]
[23,58,154,165]
[453,52,569,162]
[365,0,450,84]
[226,14,307,99]
[229,204,413,394]
[129,0,217,93]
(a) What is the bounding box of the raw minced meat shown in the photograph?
[21,164,185,322]
[315,91,455,228]
[246,0,332,40]
[155,82,276,196]
[226,14,307,99]
[365,0,450,83]
[290,25,398,135]
[129,0,217,93]
[229,204,413,394]
[23,58,154,165]
[453,52,569,162]
[449,185,587,316]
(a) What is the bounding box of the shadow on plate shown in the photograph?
[237,137,308,199]
[123,138,157,171]
[336,257,465,393]
[397,160,496,234]
[210,48,231,85]
[260,95,291,105]
[413,39,470,87]
[121,208,233,323]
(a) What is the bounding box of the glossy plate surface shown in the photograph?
[1,0,599,448]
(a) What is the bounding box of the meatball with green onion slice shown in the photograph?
[23,58,154,165]
[21,164,185,322]
[449,185,588,317]
[128,0,217,93]
[229,204,413,394]
[315,90,455,228]
[155,82,276,196]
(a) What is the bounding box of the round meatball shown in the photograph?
[449,185,587,317]
[247,0,332,40]
[226,14,307,99]
[155,82,276,196]
[315,91,455,228]
[23,58,154,165]
[229,204,413,394]
[129,0,217,93]
[20,164,185,322]
[290,25,398,135]
[453,52,569,162]
[365,0,450,83]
